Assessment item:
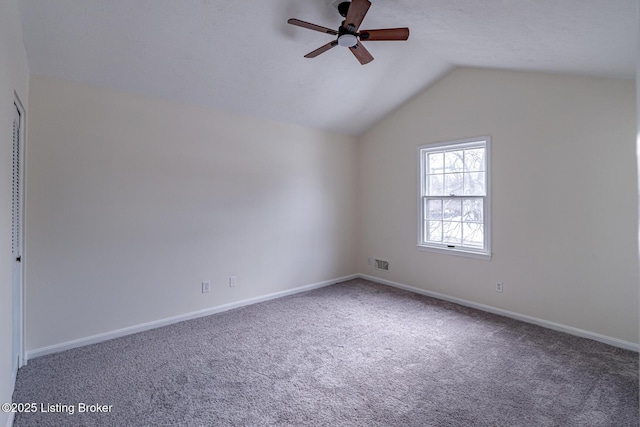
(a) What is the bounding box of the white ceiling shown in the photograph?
[18,0,636,136]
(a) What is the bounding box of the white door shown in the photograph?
[12,100,24,372]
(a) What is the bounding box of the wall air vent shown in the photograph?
[374,258,390,272]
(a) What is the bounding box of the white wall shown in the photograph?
[25,75,358,352]
[636,0,640,350]
[358,68,638,344]
[0,0,29,425]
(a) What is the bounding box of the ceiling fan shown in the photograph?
[287,0,410,65]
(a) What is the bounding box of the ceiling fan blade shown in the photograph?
[304,41,339,58]
[349,43,374,65]
[359,28,410,41]
[344,0,371,31]
[287,18,338,36]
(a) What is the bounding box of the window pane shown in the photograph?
[445,173,463,195]
[463,198,483,223]
[464,148,485,172]
[445,150,464,173]
[429,174,444,196]
[428,152,444,174]
[463,223,484,247]
[443,221,462,245]
[463,172,485,196]
[427,199,442,220]
[427,220,442,243]
[443,199,461,220]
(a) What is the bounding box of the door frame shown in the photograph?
[12,93,25,371]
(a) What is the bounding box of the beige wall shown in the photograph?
[358,68,638,344]
[25,76,358,351]
[0,0,29,425]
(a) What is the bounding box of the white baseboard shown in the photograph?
[26,274,359,361]
[359,274,639,352]
[24,272,638,360]
[4,412,14,427]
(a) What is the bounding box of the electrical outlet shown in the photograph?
[202,281,211,293]
[229,276,237,287]
[496,282,503,293]
[367,257,372,266]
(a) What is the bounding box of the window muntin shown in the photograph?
[418,138,490,259]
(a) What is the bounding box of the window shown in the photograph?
[418,137,491,259]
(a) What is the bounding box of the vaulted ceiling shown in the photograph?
[19,0,636,136]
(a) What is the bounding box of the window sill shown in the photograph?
[417,244,492,261]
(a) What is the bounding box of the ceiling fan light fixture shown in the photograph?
[338,33,358,47]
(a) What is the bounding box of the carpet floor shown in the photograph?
[12,278,639,426]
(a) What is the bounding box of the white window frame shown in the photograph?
[417,136,491,260]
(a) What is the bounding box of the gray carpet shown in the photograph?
[12,279,639,426]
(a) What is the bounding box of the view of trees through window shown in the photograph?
[420,139,488,252]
